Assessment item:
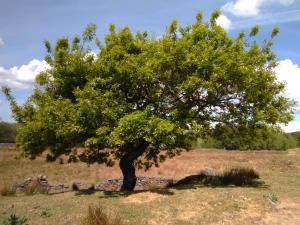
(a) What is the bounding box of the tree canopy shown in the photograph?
[2,10,294,190]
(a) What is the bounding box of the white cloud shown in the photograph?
[223,0,260,17]
[0,59,50,90]
[0,37,4,47]
[230,9,300,29]
[275,59,300,113]
[216,15,232,30]
[273,59,300,132]
[281,121,300,133]
[222,0,295,17]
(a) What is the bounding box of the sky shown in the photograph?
[0,0,300,132]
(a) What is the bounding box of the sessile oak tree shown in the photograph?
[3,10,294,191]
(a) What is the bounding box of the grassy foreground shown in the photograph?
[1,146,300,225]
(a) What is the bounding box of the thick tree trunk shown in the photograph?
[119,141,148,191]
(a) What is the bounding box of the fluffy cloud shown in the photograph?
[0,59,50,90]
[0,37,4,47]
[230,10,300,29]
[275,59,300,112]
[216,15,232,30]
[222,0,295,17]
[275,59,300,132]
[281,121,300,133]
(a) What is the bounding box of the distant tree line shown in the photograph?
[197,126,300,150]
[0,121,17,143]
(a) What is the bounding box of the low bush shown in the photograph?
[220,167,259,186]
[174,167,260,187]
[288,131,300,147]
[196,124,298,150]
[2,213,28,225]
[82,205,122,225]
[0,122,17,143]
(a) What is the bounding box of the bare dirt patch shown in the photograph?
[264,199,300,225]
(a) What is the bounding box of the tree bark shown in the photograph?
[119,141,148,191]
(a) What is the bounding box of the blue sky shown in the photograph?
[0,0,300,131]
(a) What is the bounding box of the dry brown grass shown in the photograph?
[0,183,16,196]
[1,146,300,225]
[82,205,122,225]
[23,179,49,195]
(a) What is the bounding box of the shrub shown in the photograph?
[24,180,49,195]
[2,213,28,225]
[174,167,260,187]
[199,124,298,150]
[220,167,259,186]
[287,131,300,147]
[82,205,122,225]
[0,184,16,196]
[0,122,17,143]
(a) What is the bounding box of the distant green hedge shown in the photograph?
[195,126,299,150]
[288,131,300,147]
[0,122,17,143]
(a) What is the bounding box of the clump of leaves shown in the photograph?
[82,205,122,225]
[2,213,28,225]
[24,180,49,195]
[0,183,16,196]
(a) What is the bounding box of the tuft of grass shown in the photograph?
[0,183,16,196]
[220,167,259,186]
[265,192,278,203]
[82,205,122,225]
[2,213,28,225]
[40,209,51,218]
[23,180,49,195]
[175,167,260,187]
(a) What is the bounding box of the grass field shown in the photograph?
[1,146,300,225]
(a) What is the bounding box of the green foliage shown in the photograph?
[200,124,297,150]
[250,25,260,37]
[288,131,300,147]
[2,10,294,168]
[2,214,28,225]
[271,27,280,39]
[82,23,97,43]
[0,121,17,143]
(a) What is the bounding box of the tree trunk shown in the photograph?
[119,141,148,191]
